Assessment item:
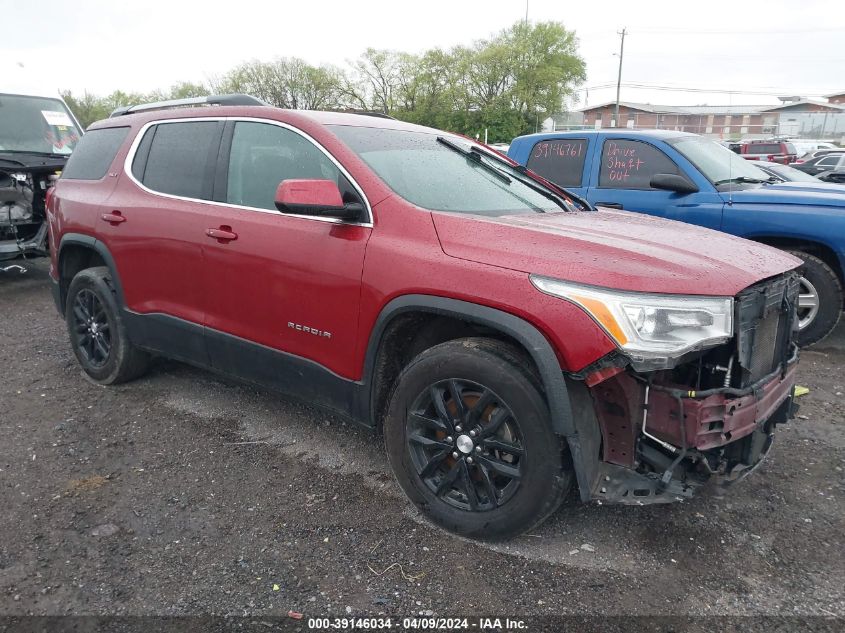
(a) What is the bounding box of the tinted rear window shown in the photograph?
[140,121,221,199]
[61,127,129,180]
[525,138,587,187]
[747,143,781,154]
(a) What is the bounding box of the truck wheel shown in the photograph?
[384,338,572,540]
[788,251,843,347]
[65,266,151,384]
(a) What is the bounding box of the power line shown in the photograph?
[585,82,836,97]
[622,54,845,62]
[632,26,845,35]
[576,26,845,37]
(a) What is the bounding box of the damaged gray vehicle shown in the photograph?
[1,92,82,272]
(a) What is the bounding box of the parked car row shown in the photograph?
[724,138,845,189]
[727,138,844,163]
[792,151,845,176]
[790,139,839,158]
[794,146,842,161]
[751,160,845,191]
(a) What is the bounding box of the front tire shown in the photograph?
[384,338,572,540]
[65,266,151,384]
[789,251,843,347]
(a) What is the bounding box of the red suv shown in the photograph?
[47,95,802,539]
[740,140,798,164]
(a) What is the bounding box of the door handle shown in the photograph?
[596,202,624,209]
[206,226,238,242]
[101,211,126,224]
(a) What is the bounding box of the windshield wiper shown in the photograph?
[437,136,581,212]
[506,162,590,212]
[0,156,27,167]
[459,141,592,212]
[436,136,512,185]
[714,176,767,186]
[0,150,68,159]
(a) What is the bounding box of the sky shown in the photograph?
[4,0,844,110]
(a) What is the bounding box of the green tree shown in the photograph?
[59,19,584,143]
[389,21,585,142]
[212,58,344,110]
[147,81,211,102]
[505,21,585,123]
[60,90,110,128]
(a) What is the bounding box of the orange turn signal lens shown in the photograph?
[570,294,628,346]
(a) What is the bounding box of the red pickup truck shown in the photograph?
[47,95,801,539]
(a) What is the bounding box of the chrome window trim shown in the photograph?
[121,116,374,227]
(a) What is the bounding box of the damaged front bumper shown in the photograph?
[587,347,799,505]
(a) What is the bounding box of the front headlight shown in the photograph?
[531,275,733,369]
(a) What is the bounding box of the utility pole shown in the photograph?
[614,28,626,128]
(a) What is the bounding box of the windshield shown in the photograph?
[0,94,82,155]
[669,136,769,185]
[765,162,821,183]
[330,126,561,216]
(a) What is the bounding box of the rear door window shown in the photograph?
[526,138,587,187]
[61,127,129,180]
[138,121,222,200]
[598,139,680,189]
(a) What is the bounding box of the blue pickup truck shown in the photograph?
[508,130,845,345]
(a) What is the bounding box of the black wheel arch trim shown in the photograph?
[56,233,127,314]
[361,294,598,501]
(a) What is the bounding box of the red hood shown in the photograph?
[432,209,801,296]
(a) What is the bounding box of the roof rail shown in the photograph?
[109,93,268,118]
[352,111,396,120]
[326,108,396,120]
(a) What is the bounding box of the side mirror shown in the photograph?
[274,179,363,221]
[649,173,699,194]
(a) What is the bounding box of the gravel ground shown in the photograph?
[1,260,843,620]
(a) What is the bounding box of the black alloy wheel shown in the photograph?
[70,288,112,368]
[384,338,573,540]
[65,266,151,384]
[406,379,524,512]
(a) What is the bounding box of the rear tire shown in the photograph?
[788,251,843,347]
[384,338,572,540]
[65,266,151,385]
